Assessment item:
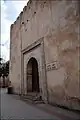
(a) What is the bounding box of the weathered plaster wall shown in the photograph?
[10,0,80,110]
[43,0,80,110]
[10,17,21,94]
[21,0,52,50]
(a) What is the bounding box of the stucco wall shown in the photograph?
[10,17,21,94]
[10,0,80,110]
[43,0,80,110]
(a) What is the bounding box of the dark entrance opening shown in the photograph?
[27,57,39,93]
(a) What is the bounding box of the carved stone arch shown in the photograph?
[26,55,39,68]
[22,38,48,103]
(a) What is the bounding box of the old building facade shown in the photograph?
[10,0,80,110]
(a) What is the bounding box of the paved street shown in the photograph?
[1,89,60,120]
[1,89,80,120]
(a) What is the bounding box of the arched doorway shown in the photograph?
[27,57,40,93]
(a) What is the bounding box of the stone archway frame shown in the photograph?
[21,37,48,103]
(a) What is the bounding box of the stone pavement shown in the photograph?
[1,89,80,120]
